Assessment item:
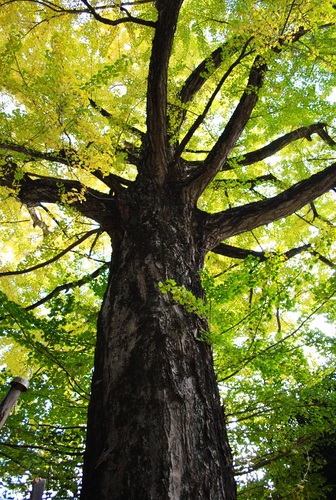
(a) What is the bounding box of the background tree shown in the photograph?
[0,0,336,498]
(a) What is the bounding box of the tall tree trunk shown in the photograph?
[80,181,237,499]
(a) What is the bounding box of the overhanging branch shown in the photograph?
[19,176,116,232]
[79,0,155,27]
[228,123,336,168]
[202,161,336,250]
[212,242,335,268]
[0,229,101,277]
[0,141,71,165]
[24,263,108,312]
[0,162,116,233]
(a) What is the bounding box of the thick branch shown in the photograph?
[20,177,116,232]
[175,37,250,132]
[185,56,267,199]
[201,55,266,167]
[184,27,311,197]
[180,46,225,104]
[0,141,71,165]
[212,243,335,268]
[175,39,253,157]
[231,123,334,167]
[145,0,183,180]
[91,170,133,192]
[207,119,336,182]
[202,161,336,251]
[1,163,116,233]
[202,123,335,175]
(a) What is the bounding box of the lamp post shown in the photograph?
[0,377,29,430]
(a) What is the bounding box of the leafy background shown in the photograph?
[0,0,336,498]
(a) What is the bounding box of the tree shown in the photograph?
[0,0,336,498]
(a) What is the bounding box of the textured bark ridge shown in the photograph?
[80,182,237,499]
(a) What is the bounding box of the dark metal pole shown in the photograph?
[0,376,29,430]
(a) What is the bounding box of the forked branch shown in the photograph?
[175,36,251,134]
[185,55,267,200]
[184,26,311,198]
[175,38,253,157]
[0,0,155,26]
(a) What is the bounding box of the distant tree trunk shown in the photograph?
[80,179,237,499]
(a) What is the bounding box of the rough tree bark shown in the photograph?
[1,1,336,499]
[80,179,237,499]
[6,128,334,500]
